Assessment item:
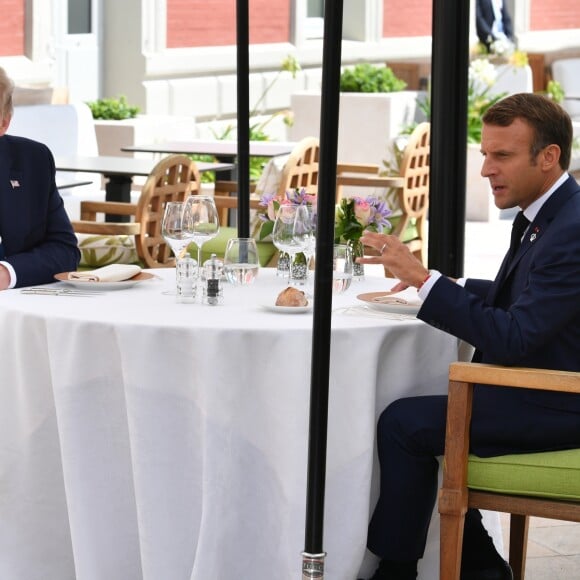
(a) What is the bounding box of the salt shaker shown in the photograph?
[202,253,224,306]
[176,256,197,303]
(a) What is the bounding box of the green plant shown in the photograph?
[546,80,565,104]
[339,64,407,93]
[86,95,140,120]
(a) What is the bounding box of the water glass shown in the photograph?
[223,238,260,285]
[332,244,353,294]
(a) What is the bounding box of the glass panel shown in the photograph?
[68,0,92,34]
[307,0,324,18]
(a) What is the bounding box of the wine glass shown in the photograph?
[161,201,195,295]
[271,204,310,285]
[223,238,260,285]
[182,195,220,278]
[161,201,193,261]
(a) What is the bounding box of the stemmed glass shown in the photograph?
[272,204,310,285]
[182,195,220,278]
[161,201,194,295]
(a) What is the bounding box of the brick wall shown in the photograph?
[383,0,432,38]
[530,0,580,30]
[166,0,290,48]
[0,0,24,56]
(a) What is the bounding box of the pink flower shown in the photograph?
[353,198,372,225]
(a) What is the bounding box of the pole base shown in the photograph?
[301,552,326,579]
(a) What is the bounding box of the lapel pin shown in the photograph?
[529,226,539,243]
[10,180,20,189]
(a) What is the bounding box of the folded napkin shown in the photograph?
[372,288,423,306]
[68,264,142,282]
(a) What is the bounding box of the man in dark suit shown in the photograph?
[358,93,580,580]
[0,66,80,289]
[476,0,514,51]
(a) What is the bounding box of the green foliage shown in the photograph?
[546,80,565,104]
[86,95,140,120]
[339,64,407,94]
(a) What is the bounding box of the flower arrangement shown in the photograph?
[254,188,317,241]
[334,196,392,243]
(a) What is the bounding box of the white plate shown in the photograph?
[356,291,422,315]
[54,271,155,291]
[262,303,313,314]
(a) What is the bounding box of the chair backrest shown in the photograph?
[134,154,201,267]
[72,155,200,268]
[276,136,319,195]
[395,121,430,235]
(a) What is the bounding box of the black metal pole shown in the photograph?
[236,0,250,237]
[302,1,344,577]
[428,0,471,277]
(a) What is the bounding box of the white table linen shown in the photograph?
[0,268,472,580]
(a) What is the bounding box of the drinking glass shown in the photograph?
[161,201,193,261]
[332,244,353,294]
[272,204,309,284]
[223,238,260,285]
[161,201,195,295]
[182,195,220,278]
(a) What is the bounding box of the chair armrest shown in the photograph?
[212,195,261,210]
[336,162,380,175]
[449,362,580,394]
[214,181,257,195]
[79,201,139,221]
[336,175,405,189]
[72,221,141,236]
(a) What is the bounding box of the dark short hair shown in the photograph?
[482,93,573,170]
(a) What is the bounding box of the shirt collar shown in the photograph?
[522,172,568,222]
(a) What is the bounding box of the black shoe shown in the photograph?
[359,559,418,580]
[460,558,513,580]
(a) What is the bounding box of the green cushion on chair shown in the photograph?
[384,215,419,244]
[468,447,580,501]
[189,226,277,267]
[77,234,141,268]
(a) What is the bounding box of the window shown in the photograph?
[68,0,92,34]
[306,0,324,38]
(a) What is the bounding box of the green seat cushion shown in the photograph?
[77,234,141,268]
[384,214,419,244]
[468,447,580,501]
[189,226,277,267]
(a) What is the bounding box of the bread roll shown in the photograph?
[275,286,309,307]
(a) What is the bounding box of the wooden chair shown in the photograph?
[72,154,201,268]
[336,122,430,270]
[439,362,580,580]
[204,137,322,267]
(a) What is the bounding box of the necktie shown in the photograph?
[508,210,530,264]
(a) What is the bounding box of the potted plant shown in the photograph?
[86,94,196,158]
[289,63,424,169]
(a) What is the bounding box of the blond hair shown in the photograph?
[0,66,15,121]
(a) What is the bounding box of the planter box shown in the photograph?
[465,143,500,221]
[289,91,425,167]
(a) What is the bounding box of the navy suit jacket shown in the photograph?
[0,134,80,287]
[476,0,514,47]
[419,175,580,452]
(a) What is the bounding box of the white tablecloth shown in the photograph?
[0,268,468,580]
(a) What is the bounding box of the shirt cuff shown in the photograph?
[417,271,467,300]
[1,261,17,289]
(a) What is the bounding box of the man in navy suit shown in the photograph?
[476,0,515,51]
[0,67,80,290]
[358,93,580,580]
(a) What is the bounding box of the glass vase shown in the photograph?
[290,252,308,285]
[276,251,291,277]
[348,239,365,280]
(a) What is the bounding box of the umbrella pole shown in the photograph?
[301,0,344,578]
[236,0,250,238]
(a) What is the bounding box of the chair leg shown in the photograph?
[440,512,465,580]
[509,514,529,580]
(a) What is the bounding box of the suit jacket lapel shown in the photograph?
[487,176,580,305]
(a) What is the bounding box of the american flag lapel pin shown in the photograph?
[10,179,20,189]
